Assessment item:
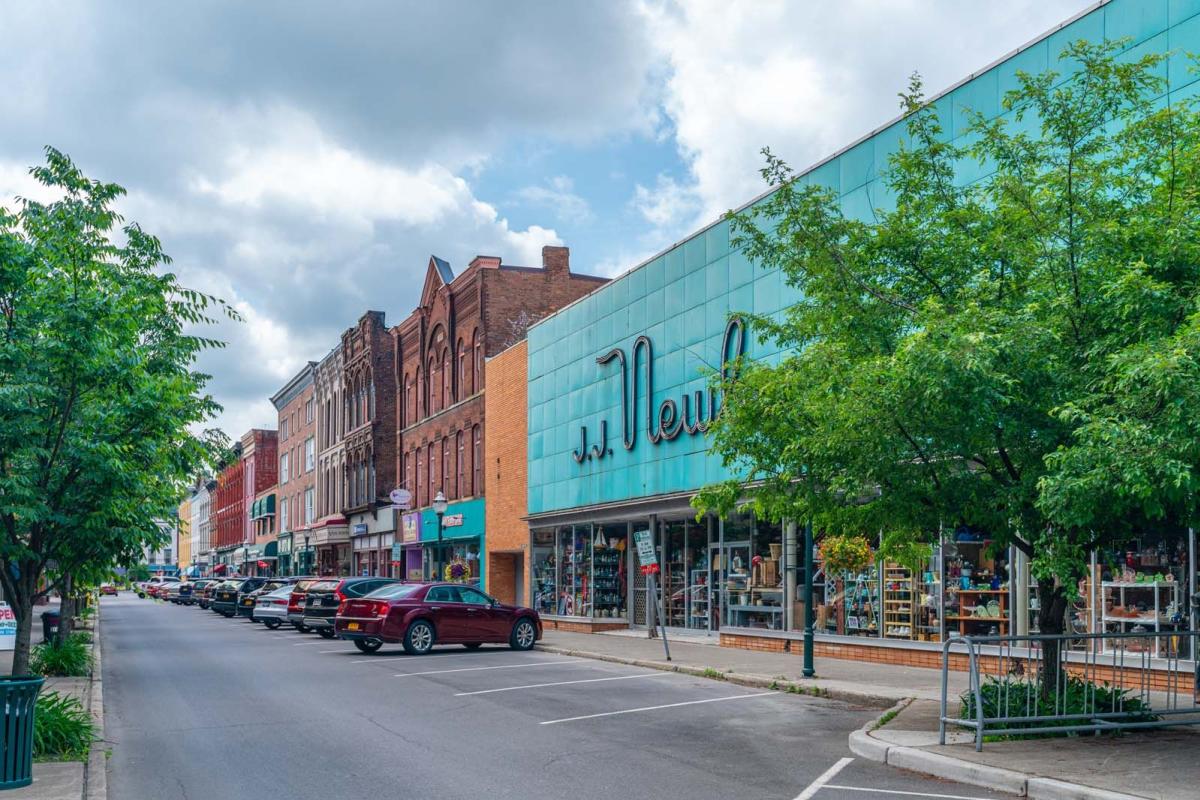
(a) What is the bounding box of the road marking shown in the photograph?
[456,671,675,696]
[793,757,853,800]
[394,659,585,677]
[292,641,326,646]
[824,786,995,800]
[317,649,346,653]
[540,691,777,725]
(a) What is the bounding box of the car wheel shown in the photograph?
[403,620,435,655]
[354,638,383,654]
[463,642,483,650]
[317,627,336,639]
[294,623,311,633]
[264,619,282,630]
[509,618,536,651]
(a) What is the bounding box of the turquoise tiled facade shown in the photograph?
[527,0,1200,516]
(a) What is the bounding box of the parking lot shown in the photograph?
[103,594,1007,800]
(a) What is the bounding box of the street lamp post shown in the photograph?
[432,491,448,581]
[303,533,311,577]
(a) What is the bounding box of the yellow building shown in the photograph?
[177,496,192,574]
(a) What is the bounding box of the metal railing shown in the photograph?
[940,630,1200,750]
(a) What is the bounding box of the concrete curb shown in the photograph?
[849,702,1149,800]
[83,604,105,800]
[534,643,895,708]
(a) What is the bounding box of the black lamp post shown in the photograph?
[303,533,311,576]
[433,491,448,580]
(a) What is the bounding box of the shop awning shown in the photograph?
[263,540,278,557]
[212,563,228,574]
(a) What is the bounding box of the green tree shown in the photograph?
[696,41,1200,686]
[0,148,236,674]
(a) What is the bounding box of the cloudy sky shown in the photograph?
[1,0,1093,436]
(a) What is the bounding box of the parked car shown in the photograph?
[286,578,325,632]
[138,576,177,598]
[302,577,399,638]
[99,584,118,596]
[250,585,294,629]
[148,578,180,599]
[334,582,541,655]
[195,579,224,609]
[210,579,250,617]
[164,581,188,603]
[238,579,289,618]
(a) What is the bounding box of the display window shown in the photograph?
[591,523,627,618]
[531,528,556,616]
[660,517,712,631]
[721,513,785,631]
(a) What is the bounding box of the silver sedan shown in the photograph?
[250,585,293,629]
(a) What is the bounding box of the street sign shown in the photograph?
[633,529,657,568]
[389,488,412,510]
[0,603,14,651]
[391,542,402,562]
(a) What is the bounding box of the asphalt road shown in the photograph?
[102,594,1007,800]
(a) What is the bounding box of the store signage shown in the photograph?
[0,603,14,651]
[391,542,403,562]
[443,514,464,528]
[573,317,746,464]
[633,529,657,568]
[401,512,421,543]
[389,488,412,510]
[352,523,368,536]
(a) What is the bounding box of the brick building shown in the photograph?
[271,362,317,575]
[310,345,347,575]
[341,311,398,577]
[213,441,244,572]
[392,246,606,583]
[237,429,278,573]
[483,339,528,605]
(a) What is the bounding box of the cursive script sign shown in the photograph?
[573,317,746,463]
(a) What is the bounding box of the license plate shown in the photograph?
[243,600,252,605]
[347,622,360,630]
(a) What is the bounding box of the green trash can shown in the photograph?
[0,676,44,790]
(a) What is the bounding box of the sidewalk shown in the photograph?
[855,697,1199,799]
[540,630,1197,799]
[537,628,963,705]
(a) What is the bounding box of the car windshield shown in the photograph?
[308,580,340,593]
[294,579,320,592]
[264,585,292,597]
[365,583,424,600]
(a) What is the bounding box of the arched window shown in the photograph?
[427,357,437,414]
[367,374,375,421]
[415,448,424,508]
[456,431,465,498]
[442,347,451,407]
[415,366,423,420]
[472,425,482,496]
[426,443,435,502]
[472,330,483,392]
[441,438,450,498]
[457,339,466,399]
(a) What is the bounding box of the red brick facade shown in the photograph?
[484,340,528,604]
[213,447,244,552]
[391,247,606,518]
[271,362,316,555]
[240,429,278,547]
[341,311,396,517]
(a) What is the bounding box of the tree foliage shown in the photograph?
[0,148,237,672]
[696,41,1200,633]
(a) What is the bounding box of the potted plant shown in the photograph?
[819,534,873,576]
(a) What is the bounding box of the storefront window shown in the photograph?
[531,528,556,616]
[661,517,713,630]
[557,525,591,616]
[591,523,627,619]
[720,513,783,631]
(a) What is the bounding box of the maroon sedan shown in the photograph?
[334,582,542,655]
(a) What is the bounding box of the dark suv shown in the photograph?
[302,577,399,638]
[211,578,268,617]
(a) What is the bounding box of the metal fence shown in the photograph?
[940,630,1200,750]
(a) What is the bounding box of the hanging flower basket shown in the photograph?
[444,558,472,583]
[819,534,873,575]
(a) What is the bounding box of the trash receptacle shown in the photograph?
[0,676,44,789]
[40,610,60,642]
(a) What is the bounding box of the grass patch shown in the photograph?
[871,706,901,730]
[33,691,95,762]
[700,667,727,681]
[31,633,92,677]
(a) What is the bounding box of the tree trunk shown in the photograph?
[1036,577,1069,701]
[56,573,75,646]
[11,596,33,677]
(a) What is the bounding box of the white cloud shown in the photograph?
[632,173,700,230]
[636,0,1095,230]
[514,175,592,224]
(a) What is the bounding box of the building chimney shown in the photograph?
[542,245,569,278]
[469,255,501,270]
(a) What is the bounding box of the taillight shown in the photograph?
[287,592,302,611]
[337,601,348,615]
[334,588,347,602]
[374,601,390,618]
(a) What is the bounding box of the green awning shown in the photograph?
[264,540,278,557]
[264,495,275,514]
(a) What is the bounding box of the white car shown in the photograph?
[251,585,293,629]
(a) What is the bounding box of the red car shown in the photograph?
[334,582,542,655]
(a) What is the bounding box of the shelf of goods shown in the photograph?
[689,568,711,630]
[591,547,624,618]
[883,563,915,639]
[725,571,783,630]
[945,589,1008,635]
[1101,580,1181,656]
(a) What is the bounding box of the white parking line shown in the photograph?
[317,649,347,653]
[455,671,675,696]
[540,691,777,725]
[794,758,853,800]
[394,659,585,678]
[824,786,995,800]
[292,641,326,646]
